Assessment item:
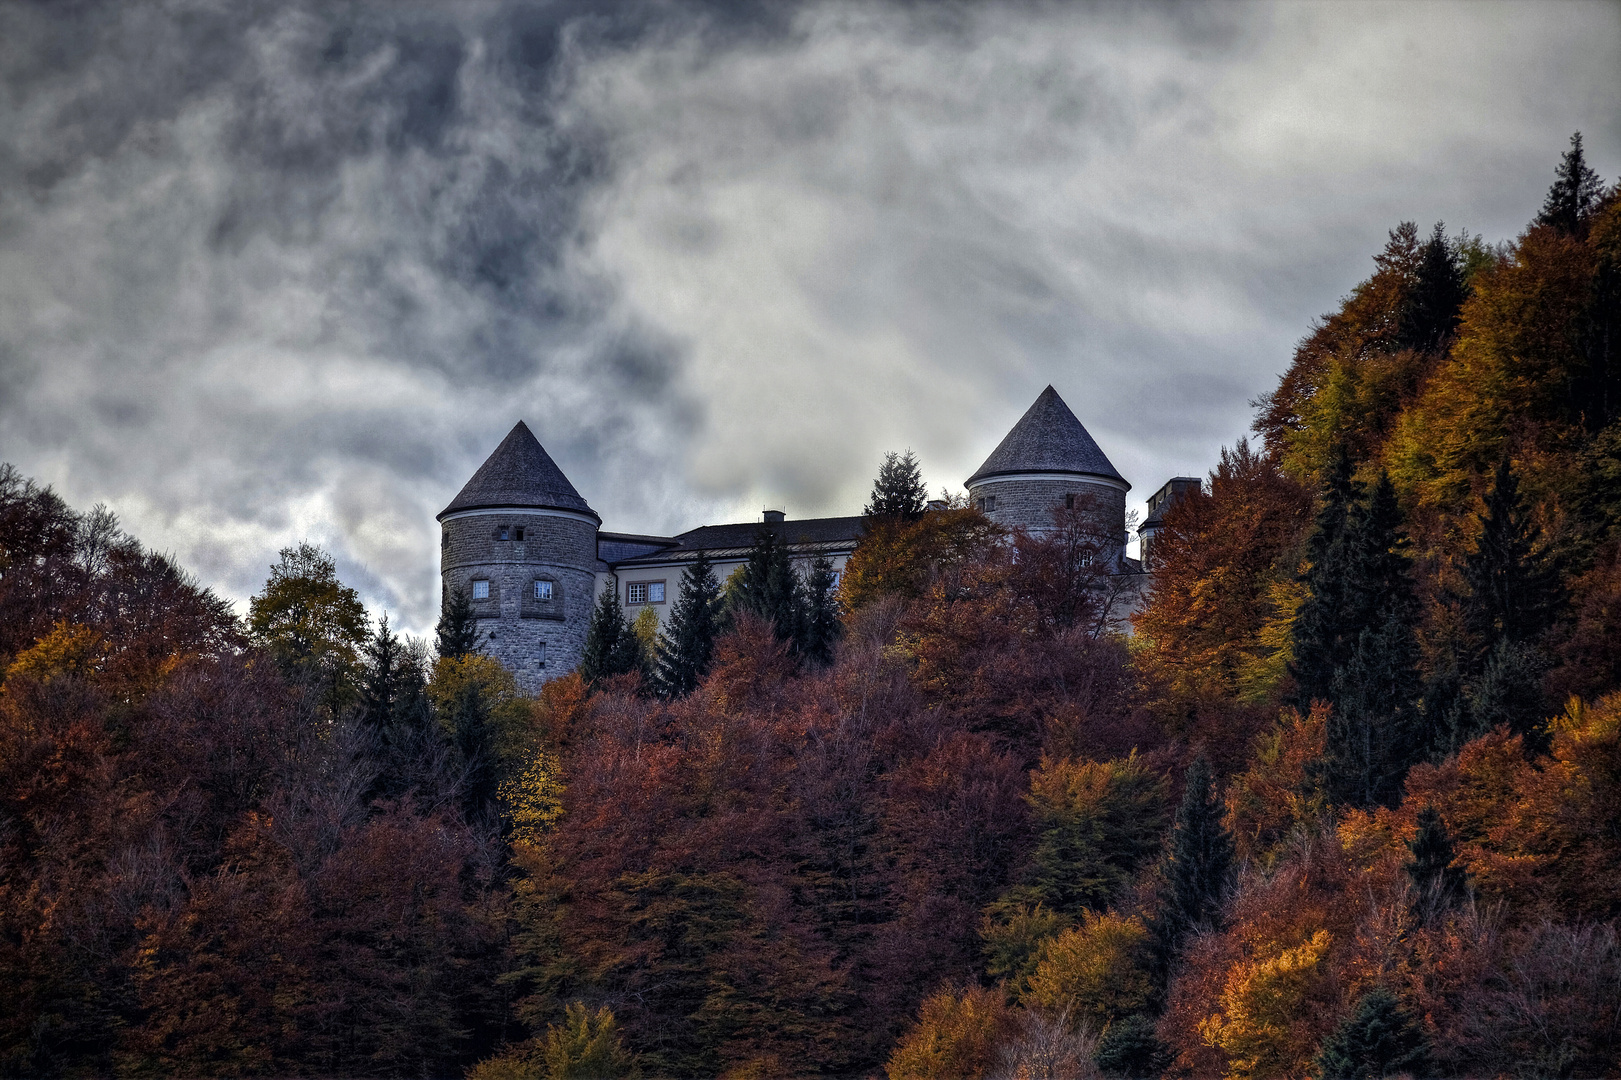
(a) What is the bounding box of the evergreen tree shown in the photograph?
[1149,756,1235,989]
[447,673,497,827]
[1536,131,1604,237]
[1093,1013,1170,1079]
[1312,986,1431,1080]
[1399,222,1467,354]
[1405,806,1467,921]
[736,529,807,648]
[1311,474,1427,808]
[863,449,928,521]
[1289,446,1361,709]
[1461,458,1562,653]
[799,555,843,666]
[359,623,443,804]
[435,585,479,660]
[581,587,644,687]
[654,552,723,698]
[359,614,401,737]
[1466,638,1552,754]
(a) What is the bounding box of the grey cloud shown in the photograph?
[0,0,1616,638]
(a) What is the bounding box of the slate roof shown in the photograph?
[965,385,1128,488]
[438,421,598,521]
[610,515,866,567]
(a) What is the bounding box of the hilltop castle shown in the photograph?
[438,385,1192,691]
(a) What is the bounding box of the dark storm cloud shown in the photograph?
[0,0,1617,635]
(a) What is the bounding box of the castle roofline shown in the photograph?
[965,385,1128,490]
[437,420,599,523]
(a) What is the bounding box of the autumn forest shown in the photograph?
[3,136,1620,1079]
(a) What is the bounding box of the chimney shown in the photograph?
[762,509,786,524]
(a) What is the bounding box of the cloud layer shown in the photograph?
[1,0,1617,635]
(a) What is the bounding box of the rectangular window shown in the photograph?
[647,582,665,603]
[534,580,552,601]
[537,642,547,666]
[515,527,525,541]
[499,527,510,541]
[985,495,997,512]
[627,582,647,604]
[1065,493,1076,509]
[472,580,490,599]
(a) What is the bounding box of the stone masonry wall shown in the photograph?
[440,511,599,695]
[968,475,1127,544]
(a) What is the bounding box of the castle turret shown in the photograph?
[966,385,1130,548]
[438,421,600,692]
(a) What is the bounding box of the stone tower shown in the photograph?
[437,421,600,693]
[965,385,1130,549]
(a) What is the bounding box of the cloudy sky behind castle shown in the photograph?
[2,0,1618,636]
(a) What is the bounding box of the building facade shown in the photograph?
[439,386,1176,692]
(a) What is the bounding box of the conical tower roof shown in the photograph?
[437,421,599,521]
[966,385,1128,489]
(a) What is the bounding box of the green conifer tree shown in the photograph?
[1399,222,1467,355]
[799,555,843,666]
[360,613,401,736]
[436,585,479,660]
[1093,1013,1171,1079]
[1311,474,1427,808]
[1313,986,1431,1080]
[1405,806,1467,921]
[1149,756,1235,984]
[863,449,928,521]
[1536,131,1604,237]
[1289,445,1361,709]
[1461,458,1563,652]
[449,675,497,827]
[581,587,643,687]
[736,529,807,648]
[654,552,723,698]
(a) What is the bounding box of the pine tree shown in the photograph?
[1461,458,1563,653]
[435,585,479,660]
[1289,445,1361,709]
[654,552,723,698]
[736,529,807,648]
[1093,1013,1170,1079]
[1149,756,1235,979]
[1399,222,1467,354]
[1405,806,1467,921]
[360,614,401,737]
[1313,986,1431,1080]
[1311,474,1427,808]
[798,555,843,666]
[448,674,497,827]
[1536,131,1604,237]
[863,449,928,521]
[581,587,643,687]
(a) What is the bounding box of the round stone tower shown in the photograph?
[965,385,1130,550]
[437,421,601,692]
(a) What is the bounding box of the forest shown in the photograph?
[2,135,1619,1080]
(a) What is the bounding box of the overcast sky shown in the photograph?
[2,0,1618,637]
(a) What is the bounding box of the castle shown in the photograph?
[438,384,1194,691]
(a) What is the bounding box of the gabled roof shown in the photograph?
[966,385,1127,488]
[609,515,866,567]
[437,421,598,521]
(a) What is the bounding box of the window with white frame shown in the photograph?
[627,581,666,605]
[472,579,490,599]
[534,580,552,601]
[648,582,665,603]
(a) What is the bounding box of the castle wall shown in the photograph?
[967,473,1128,544]
[440,509,599,694]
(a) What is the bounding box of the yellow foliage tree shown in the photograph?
[4,621,103,685]
[885,984,1014,1080]
[500,747,566,849]
[1198,929,1334,1080]
[1022,911,1153,1031]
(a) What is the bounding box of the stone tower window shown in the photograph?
[534,580,552,600]
[515,527,525,541]
[1065,493,1076,509]
[498,527,510,541]
[472,579,490,599]
[537,642,547,667]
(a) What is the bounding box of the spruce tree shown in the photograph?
[799,555,843,666]
[654,552,723,698]
[1149,756,1236,978]
[1093,1013,1171,1079]
[448,675,497,827]
[1461,458,1562,653]
[360,614,401,737]
[1536,131,1604,237]
[1405,806,1467,920]
[1289,445,1361,709]
[1399,222,1467,355]
[1311,474,1427,808]
[436,585,479,660]
[863,449,928,521]
[1313,986,1431,1080]
[736,529,807,647]
[581,587,643,687]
